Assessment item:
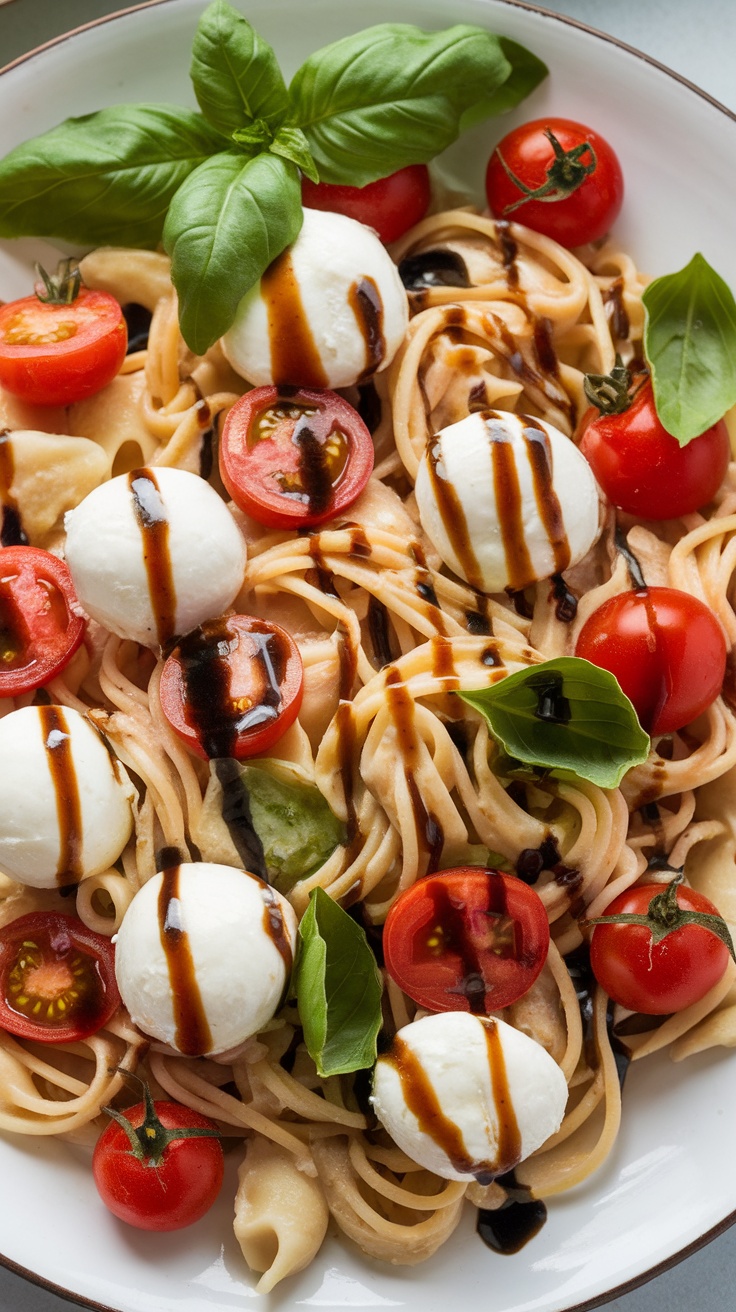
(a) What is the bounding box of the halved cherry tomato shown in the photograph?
[0,912,120,1042]
[0,289,127,406]
[0,546,86,695]
[580,379,730,519]
[485,118,624,247]
[589,882,731,1014]
[383,868,550,1014]
[220,385,374,529]
[302,164,431,244]
[160,614,304,760]
[575,587,726,736]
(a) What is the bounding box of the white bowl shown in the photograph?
[2,4,736,1311]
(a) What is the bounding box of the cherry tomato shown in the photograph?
[383,868,550,1014]
[220,385,374,529]
[485,118,624,247]
[0,289,127,406]
[302,164,431,244]
[160,614,304,760]
[580,380,730,519]
[589,883,731,1014]
[0,912,120,1042]
[0,546,86,695]
[93,1099,224,1231]
[575,587,726,736]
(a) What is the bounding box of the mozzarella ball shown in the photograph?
[221,208,409,389]
[415,410,601,593]
[372,1012,568,1182]
[64,466,247,648]
[0,705,134,888]
[114,862,298,1056]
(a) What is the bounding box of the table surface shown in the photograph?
[1,1,736,1310]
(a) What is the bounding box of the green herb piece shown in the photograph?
[643,252,736,444]
[459,37,548,127]
[190,0,289,139]
[295,887,383,1078]
[238,763,346,892]
[288,24,522,187]
[163,149,302,354]
[458,657,650,789]
[0,105,223,248]
[269,126,319,183]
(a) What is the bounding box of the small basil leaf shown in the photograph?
[0,106,223,248]
[238,764,346,892]
[163,149,302,355]
[458,657,650,788]
[643,252,736,444]
[295,887,383,1078]
[270,126,319,184]
[190,0,289,138]
[289,23,514,187]
[459,37,548,128]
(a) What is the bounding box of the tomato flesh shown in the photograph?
[590,884,730,1014]
[302,165,431,244]
[0,288,127,406]
[383,868,550,1014]
[0,546,86,695]
[0,912,120,1042]
[575,587,726,735]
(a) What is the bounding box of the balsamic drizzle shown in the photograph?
[0,434,28,547]
[398,248,471,291]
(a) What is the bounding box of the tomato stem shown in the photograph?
[583,874,736,957]
[102,1069,221,1168]
[33,258,82,306]
[495,128,597,215]
[583,355,634,415]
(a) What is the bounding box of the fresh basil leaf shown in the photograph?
[238,764,346,892]
[289,23,514,186]
[295,887,383,1078]
[163,149,302,355]
[460,37,548,128]
[0,106,223,248]
[270,126,319,184]
[643,253,736,444]
[458,657,650,788]
[190,0,288,138]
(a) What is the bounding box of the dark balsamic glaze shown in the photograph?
[398,248,471,291]
[349,277,386,379]
[495,221,519,289]
[357,381,382,434]
[290,414,335,518]
[0,434,28,547]
[128,468,177,648]
[522,418,571,577]
[528,670,571,725]
[305,538,340,600]
[425,434,483,591]
[603,277,630,342]
[566,944,631,1089]
[158,864,213,1056]
[488,414,535,591]
[505,587,534,620]
[367,595,396,670]
[465,607,493,636]
[40,705,83,888]
[122,302,153,353]
[385,666,445,873]
[477,1171,548,1254]
[515,834,581,900]
[214,757,268,882]
[260,881,294,978]
[614,526,647,591]
[261,249,328,388]
[468,381,489,413]
[549,573,578,623]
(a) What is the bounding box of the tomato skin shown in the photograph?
[0,289,127,406]
[220,385,374,529]
[485,118,624,247]
[0,546,86,695]
[590,884,730,1014]
[580,381,730,519]
[159,614,304,760]
[575,587,726,736]
[0,912,120,1042]
[302,165,431,244]
[383,868,550,1014]
[93,1101,224,1231]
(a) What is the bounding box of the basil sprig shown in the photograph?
[458,657,650,789]
[0,0,546,354]
[295,887,383,1078]
[643,253,736,445]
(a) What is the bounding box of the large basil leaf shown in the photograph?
[191,0,289,138]
[459,37,548,127]
[238,764,346,892]
[163,149,302,354]
[643,253,736,444]
[295,887,383,1078]
[288,24,514,186]
[458,657,650,788]
[0,106,223,248]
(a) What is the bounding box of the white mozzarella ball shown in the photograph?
[114,862,298,1056]
[372,1012,568,1182]
[64,466,247,648]
[415,410,601,593]
[221,208,409,389]
[0,705,134,889]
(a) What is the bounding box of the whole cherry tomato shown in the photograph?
[0,912,120,1042]
[580,379,730,519]
[575,587,726,735]
[589,879,732,1014]
[383,868,550,1014]
[160,614,304,760]
[220,385,374,529]
[0,545,86,695]
[302,164,431,244]
[485,118,624,247]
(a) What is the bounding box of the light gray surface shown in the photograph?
[1,1,736,1310]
